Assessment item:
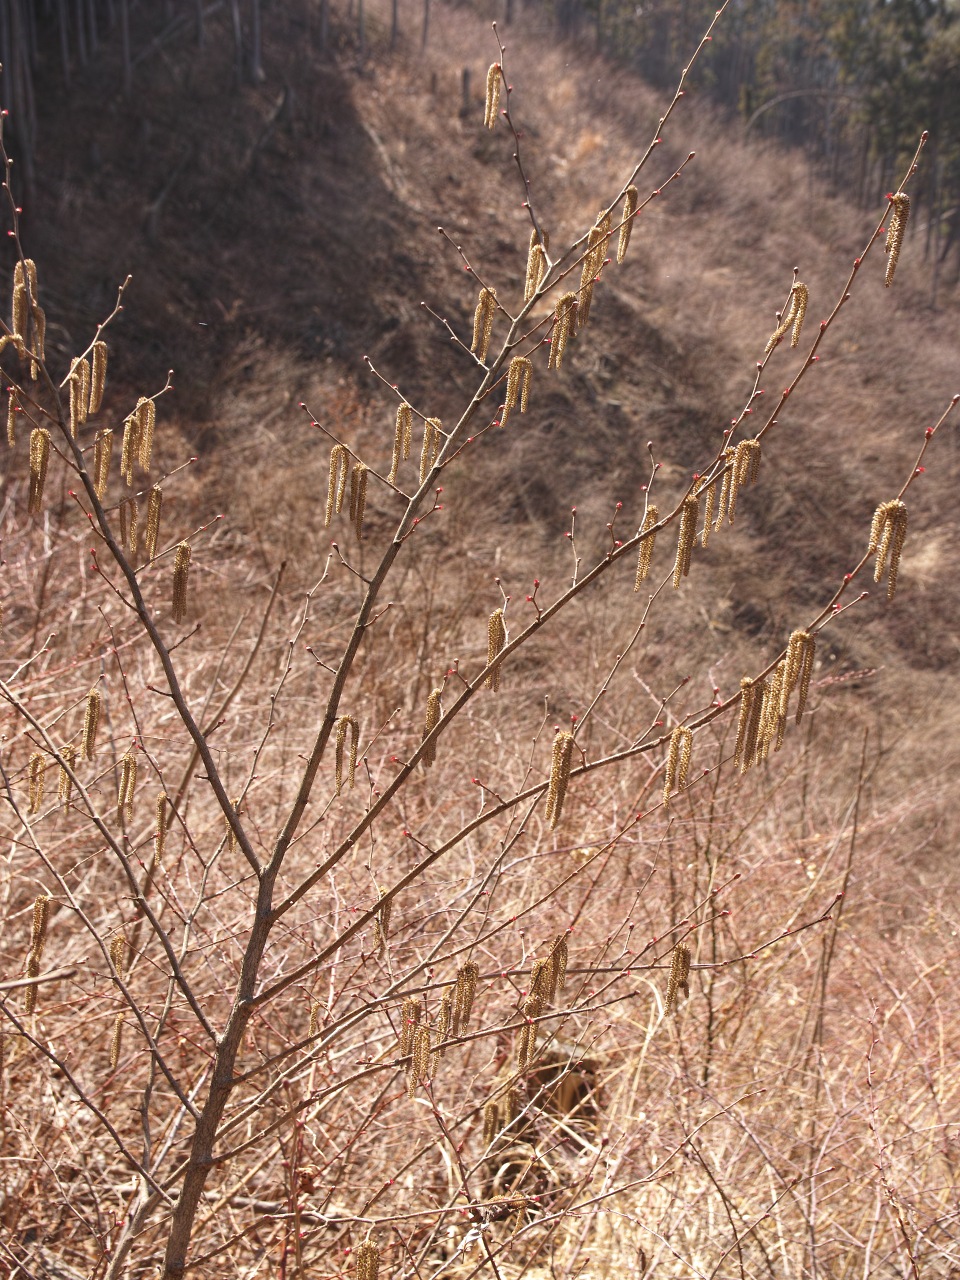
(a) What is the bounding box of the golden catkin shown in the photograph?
[471,287,497,362]
[109,1012,125,1071]
[517,990,542,1069]
[118,750,138,820]
[435,989,452,1060]
[757,661,786,762]
[484,62,501,129]
[399,997,420,1057]
[502,355,532,425]
[28,752,45,814]
[529,957,550,1005]
[308,999,321,1039]
[155,792,168,863]
[453,961,479,1035]
[578,213,610,330]
[79,688,102,761]
[24,893,50,1016]
[547,292,577,370]
[727,438,761,525]
[662,725,692,808]
[145,486,162,559]
[483,1099,500,1146]
[733,677,757,771]
[422,688,442,767]
[790,282,809,347]
[545,729,574,829]
[90,341,108,414]
[57,744,76,808]
[713,446,736,531]
[68,360,84,437]
[672,492,700,588]
[373,886,392,955]
[550,933,568,992]
[172,541,191,623]
[348,462,367,540]
[503,1086,519,1124]
[29,303,46,379]
[28,427,50,515]
[325,443,349,527]
[120,413,139,485]
[136,398,156,472]
[419,417,442,482]
[665,942,691,1014]
[871,499,908,600]
[119,496,139,555]
[781,629,816,724]
[618,185,639,263]
[885,192,910,287]
[110,931,127,979]
[389,402,413,484]
[523,229,548,301]
[334,715,359,794]
[93,428,113,499]
[408,1023,432,1096]
[356,1240,380,1280]
[699,476,717,548]
[634,505,659,588]
[485,607,506,691]
[764,281,809,355]
[12,280,27,342]
[6,387,17,447]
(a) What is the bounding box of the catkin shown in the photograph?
[545,729,574,828]
[483,1099,500,1146]
[485,608,506,691]
[673,492,699,588]
[733,677,757,771]
[90,340,108,414]
[6,387,17,447]
[578,214,610,330]
[356,1240,380,1280]
[435,989,452,1060]
[524,229,548,301]
[145,486,162,559]
[349,462,367,540]
[550,932,568,993]
[389,403,412,484]
[118,750,137,820]
[781,629,816,724]
[28,427,50,515]
[373,886,392,955]
[325,444,349,527]
[885,193,910,287]
[871,499,908,600]
[502,355,532,425]
[24,893,50,1016]
[172,541,191,623]
[662,725,692,808]
[618,185,639,263]
[484,62,501,129]
[727,438,761,525]
[57,744,76,808]
[110,931,127,979]
[634,505,659,588]
[399,997,420,1057]
[422,688,442,767]
[764,281,809,355]
[28,752,45,814]
[93,428,113,499]
[155,793,168,863]
[68,358,90,437]
[136,398,156,472]
[517,990,542,1069]
[665,942,691,1014]
[82,689,101,760]
[547,292,577,370]
[12,280,27,342]
[471,287,497,363]
[757,661,786,762]
[420,417,442,482]
[408,1023,432,1096]
[119,496,139,555]
[120,413,139,485]
[453,961,479,1035]
[109,1012,125,1071]
[334,715,359,794]
[713,446,736,531]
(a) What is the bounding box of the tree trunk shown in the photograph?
[250,0,264,83]
[421,0,429,51]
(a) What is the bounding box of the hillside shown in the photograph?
[2,4,960,1277]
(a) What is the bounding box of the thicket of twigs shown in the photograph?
[1,4,958,1279]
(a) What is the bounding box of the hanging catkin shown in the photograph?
[144,486,162,559]
[389,403,412,484]
[452,961,479,1035]
[93,428,113,499]
[885,193,910,287]
[634,506,659,588]
[90,341,108,414]
[523,229,548,301]
[82,689,101,760]
[870,499,908,600]
[6,387,17,447]
[334,716,358,794]
[547,292,577,370]
[665,942,691,1014]
[662,725,692,808]
[419,418,442,482]
[24,893,50,1016]
[502,355,532,425]
[108,1012,125,1071]
[155,792,169,863]
[421,688,442,766]
[484,63,501,129]
[617,185,639,263]
[348,462,367,540]
[28,428,50,515]
[325,444,349,527]
[28,753,45,815]
[136,398,156,472]
[356,1240,380,1280]
[471,287,497,362]
[545,730,574,828]
[118,751,137,820]
[485,608,506,691]
[172,542,191,623]
[57,744,76,808]
[672,493,699,588]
